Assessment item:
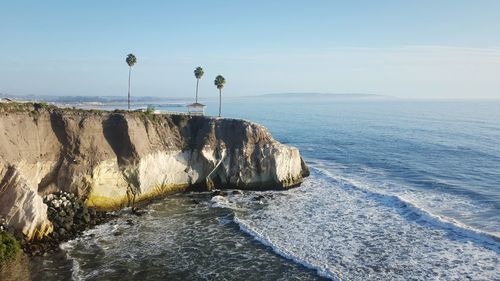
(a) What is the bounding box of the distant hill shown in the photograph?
[257,93,392,99]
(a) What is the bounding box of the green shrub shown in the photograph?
[141,105,159,121]
[33,102,49,110]
[0,232,21,263]
[145,105,156,115]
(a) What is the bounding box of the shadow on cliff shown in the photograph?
[102,113,138,167]
[36,111,69,195]
[170,115,213,151]
[102,114,142,205]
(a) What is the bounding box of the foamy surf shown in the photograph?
[37,194,324,281]
[234,216,342,280]
[312,164,500,250]
[210,169,499,280]
[59,223,119,281]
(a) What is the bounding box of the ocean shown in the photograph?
[30,98,500,280]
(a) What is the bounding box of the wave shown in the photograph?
[311,165,500,251]
[209,194,342,280]
[207,161,499,280]
[233,216,340,281]
[59,223,120,281]
[60,239,84,281]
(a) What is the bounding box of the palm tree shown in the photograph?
[126,53,137,110]
[194,67,204,103]
[214,75,226,117]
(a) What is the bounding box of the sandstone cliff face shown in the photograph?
[0,104,309,240]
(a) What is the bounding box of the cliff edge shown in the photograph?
[0,103,309,240]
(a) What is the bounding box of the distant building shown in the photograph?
[186,102,206,115]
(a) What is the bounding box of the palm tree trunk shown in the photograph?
[195,79,199,103]
[218,89,222,117]
[128,66,131,110]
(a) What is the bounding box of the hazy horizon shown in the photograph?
[1,1,499,99]
[5,92,500,102]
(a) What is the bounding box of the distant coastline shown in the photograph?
[0,93,188,104]
[0,92,393,109]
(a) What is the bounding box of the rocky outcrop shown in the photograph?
[0,103,309,240]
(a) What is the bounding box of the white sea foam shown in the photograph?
[211,195,230,208]
[55,196,324,281]
[234,216,342,280]
[60,240,83,281]
[59,223,119,281]
[311,163,500,247]
[213,169,500,281]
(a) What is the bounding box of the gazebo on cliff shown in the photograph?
[186,102,206,115]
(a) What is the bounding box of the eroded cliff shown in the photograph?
[0,103,309,240]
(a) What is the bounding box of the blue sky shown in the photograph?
[1,1,499,99]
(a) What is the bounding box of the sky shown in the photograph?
[1,0,499,99]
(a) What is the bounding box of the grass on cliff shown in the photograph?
[0,232,21,264]
[136,105,161,122]
[0,101,57,113]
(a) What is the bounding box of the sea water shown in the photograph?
[30,98,500,280]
